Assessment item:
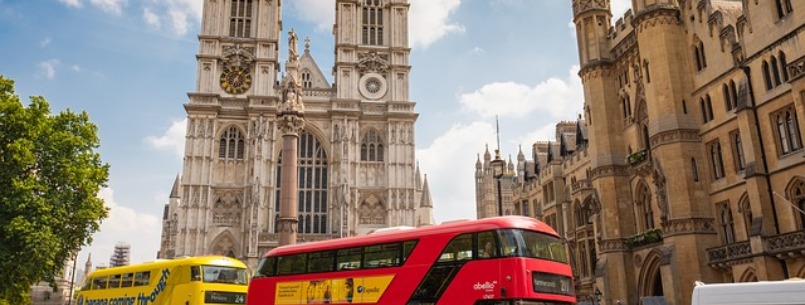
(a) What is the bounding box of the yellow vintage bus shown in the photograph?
[76,256,248,305]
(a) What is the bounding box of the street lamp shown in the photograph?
[490,149,506,216]
[594,287,602,305]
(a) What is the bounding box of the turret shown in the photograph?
[572,0,613,68]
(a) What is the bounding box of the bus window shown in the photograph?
[402,240,418,263]
[203,265,249,285]
[108,274,122,289]
[277,253,307,275]
[120,273,133,287]
[308,251,336,273]
[438,234,473,262]
[134,271,150,287]
[498,229,522,257]
[254,257,276,277]
[363,243,400,268]
[92,276,108,290]
[477,231,498,258]
[336,247,361,270]
[81,278,91,290]
[191,266,201,281]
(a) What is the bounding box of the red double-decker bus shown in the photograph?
[248,216,574,305]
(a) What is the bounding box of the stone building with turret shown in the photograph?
[477,1,805,304]
[158,0,434,269]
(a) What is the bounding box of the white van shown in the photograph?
[691,279,805,305]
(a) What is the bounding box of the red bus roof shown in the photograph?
[267,216,559,257]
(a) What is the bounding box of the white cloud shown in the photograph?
[168,8,188,35]
[38,59,60,79]
[288,0,335,32]
[409,0,464,48]
[145,118,186,158]
[89,0,127,15]
[142,0,202,36]
[611,0,631,19]
[71,65,81,72]
[418,121,497,222]
[470,46,485,55]
[79,187,161,268]
[143,7,161,29]
[58,0,82,8]
[459,65,583,120]
[40,37,51,47]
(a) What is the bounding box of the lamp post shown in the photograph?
[490,149,506,217]
[594,287,602,305]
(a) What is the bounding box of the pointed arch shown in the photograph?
[209,230,239,257]
[358,193,386,225]
[273,129,330,234]
[213,192,243,224]
[739,267,758,282]
[737,193,752,240]
[574,199,584,228]
[635,181,655,231]
[361,128,385,162]
[638,249,665,298]
[218,125,246,160]
[784,176,805,228]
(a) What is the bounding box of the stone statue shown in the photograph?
[288,29,299,62]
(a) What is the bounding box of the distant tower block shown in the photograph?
[109,243,131,267]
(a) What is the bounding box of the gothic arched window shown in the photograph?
[739,196,752,240]
[219,126,245,160]
[302,70,312,88]
[362,0,384,45]
[360,129,384,161]
[718,203,736,244]
[229,0,253,38]
[274,131,329,234]
[790,180,805,229]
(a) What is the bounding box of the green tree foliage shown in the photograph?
[0,75,110,304]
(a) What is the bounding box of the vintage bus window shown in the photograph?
[402,240,418,262]
[477,231,499,258]
[336,247,362,270]
[520,230,569,263]
[498,229,522,257]
[364,243,400,268]
[203,265,249,285]
[92,276,108,290]
[134,271,150,286]
[108,274,122,288]
[254,257,276,277]
[277,253,307,275]
[438,233,473,262]
[191,266,201,281]
[120,273,133,287]
[308,251,336,273]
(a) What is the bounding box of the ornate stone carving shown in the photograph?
[661,217,716,237]
[599,238,629,253]
[572,0,609,16]
[222,44,256,67]
[765,229,805,258]
[706,241,752,267]
[649,129,701,147]
[590,165,629,179]
[358,51,390,74]
[652,158,669,221]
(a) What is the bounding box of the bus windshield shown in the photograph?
[498,229,569,263]
[202,265,249,285]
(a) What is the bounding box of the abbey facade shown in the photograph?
[158,0,433,269]
[477,1,805,305]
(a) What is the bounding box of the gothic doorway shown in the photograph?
[639,250,667,305]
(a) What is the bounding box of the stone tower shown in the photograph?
[159,0,433,269]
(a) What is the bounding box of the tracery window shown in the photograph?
[274,131,329,234]
[775,0,794,19]
[219,126,245,160]
[772,105,802,155]
[358,195,386,225]
[213,195,242,224]
[694,40,707,71]
[362,0,384,45]
[708,140,725,180]
[739,197,752,240]
[360,129,384,161]
[792,180,805,228]
[718,203,736,244]
[723,80,738,111]
[229,0,253,38]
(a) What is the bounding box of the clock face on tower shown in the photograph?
[220,66,252,94]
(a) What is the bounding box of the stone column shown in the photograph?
[278,29,306,246]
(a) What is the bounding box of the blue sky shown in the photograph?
[0,0,629,269]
